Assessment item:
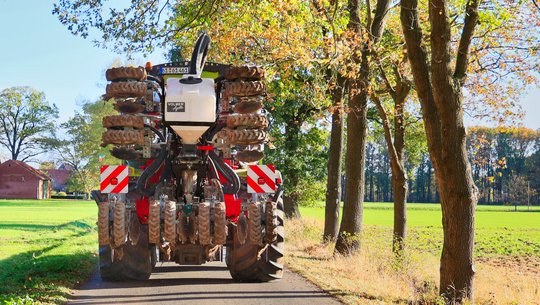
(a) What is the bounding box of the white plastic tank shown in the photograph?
[164,76,216,144]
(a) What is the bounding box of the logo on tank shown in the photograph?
[167,102,186,112]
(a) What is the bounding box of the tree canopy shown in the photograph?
[0,86,59,161]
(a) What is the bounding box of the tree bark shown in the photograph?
[335,76,368,254]
[400,0,480,301]
[324,78,345,242]
[283,195,301,218]
[335,0,391,255]
[392,96,408,253]
[371,89,409,253]
[283,124,302,218]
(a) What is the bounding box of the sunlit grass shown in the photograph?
[287,218,540,305]
[289,204,540,304]
[0,200,97,305]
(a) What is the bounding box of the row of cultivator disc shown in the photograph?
[101,66,162,161]
[217,66,270,163]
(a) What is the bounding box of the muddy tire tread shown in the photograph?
[99,223,152,281]
[214,202,227,245]
[225,66,265,81]
[106,82,147,98]
[227,114,269,129]
[113,201,126,246]
[103,115,144,129]
[98,202,110,246]
[236,150,265,163]
[249,202,262,245]
[148,200,160,244]
[226,196,285,282]
[106,67,147,81]
[198,202,211,245]
[102,130,144,146]
[222,81,266,97]
[164,201,176,245]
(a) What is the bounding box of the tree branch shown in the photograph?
[400,0,443,164]
[454,0,481,83]
[532,0,540,12]
[371,0,391,42]
[370,92,403,173]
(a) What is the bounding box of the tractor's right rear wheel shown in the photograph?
[226,196,285,282]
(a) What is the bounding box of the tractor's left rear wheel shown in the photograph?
[99,222,153,281]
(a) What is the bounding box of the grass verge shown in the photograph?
[288,206,540,304]
[0,200,97,305]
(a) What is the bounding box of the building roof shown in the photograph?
[45,169,71,185]
[0,160,51,180]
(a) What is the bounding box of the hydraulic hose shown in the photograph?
[137,146,167,196]
[207,155,220,180]
[208,151,240,195]
[137,124,167,196]
[145,124,165,142]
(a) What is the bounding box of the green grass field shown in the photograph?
[0,200,538,304]
[300,202,540,258]
[301,202,540,228]
[0,199,97,305]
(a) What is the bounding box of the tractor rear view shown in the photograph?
[92,33,284,282]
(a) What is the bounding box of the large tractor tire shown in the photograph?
[101,130,145,146]
[226,195,285,282]
[110,146,142,160]
[163,200,177,245]
[198,202,211,246]
[114,100,146,114]
[103,115,144,129]
[232,101,264,114]
[222,81,266,97]
[218,128,267,145]
[98,202,110,246]
[225,66,265,81]
[236,150,265,163]
[213,202,227,245]
[106,66,147,81]
[148,200,160,244]
[99,222,153,281]
[106,82,147,98]
[227,114,269,129]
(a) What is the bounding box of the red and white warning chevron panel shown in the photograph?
[100,165,129,194]
[247,164,276,194]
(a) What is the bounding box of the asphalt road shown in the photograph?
[69,262,343,305]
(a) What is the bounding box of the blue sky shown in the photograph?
[0,0,538,159]
[0,0,166,124]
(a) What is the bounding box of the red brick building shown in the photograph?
[0,160,52,199]
[44,168,71,192]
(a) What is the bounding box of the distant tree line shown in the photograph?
[362,126,540,205]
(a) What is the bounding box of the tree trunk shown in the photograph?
[369,151,375,201]
[392,170,407,253]
[284,194,301,218]
[324,81,345,242]
[335,0,391,255]
[283,124,302,219]
[400,0,480,300]
[427,161,432,202]
[392,93,408,254]
[335,76,368,254]
[437,132,477,300]
[371,90,409,254]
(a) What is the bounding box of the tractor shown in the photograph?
[91,33,284,282]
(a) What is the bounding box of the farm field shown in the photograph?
[289,203,540,304]
[1,200,539,304]
[0,199,97,304]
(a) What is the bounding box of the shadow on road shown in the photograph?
[70,263,344,305]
